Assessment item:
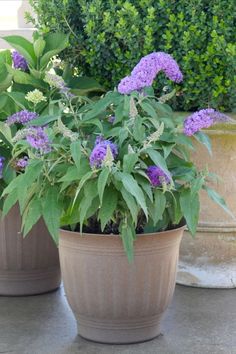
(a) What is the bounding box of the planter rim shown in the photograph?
[60,224,186,238]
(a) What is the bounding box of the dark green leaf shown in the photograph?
[42,186,62,244]
[180,189,200,235]
[98,168,110,204]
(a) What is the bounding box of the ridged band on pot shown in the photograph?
[0,204,61,296]
[177,126,236,288]
[59,225,185,344]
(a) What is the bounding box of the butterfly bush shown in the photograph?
[184,109,230,136]
[6,110,39,126]
[12,51,28,71]
[118,52,183,94]
[90,138,118,168]
[2,50,233,262]
[147,166,171,187]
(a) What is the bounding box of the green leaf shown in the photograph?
[203,186,235,219]
[0,121,12,144]
[98,168,110,204]
[6,64,46,89]
[73,171,94,206]
[27,115,58,127]
[70,141,81,170]
[140,101,158,119]
[33,37,46,58]
[0,50,12,91]
[59,166,78,182]
[2,191,18,217]
[120,220,135,263]
[120,172,148,218]
[17,161,43,213]
[23,198,42,236]
[6,92,29,110]
[194,131,212,155]
[40,32,69,68]
[123,153,139,173]
[120,188,139,224]
[2,35,36,66]
[180,189,200,235]
[98,186,118,230]
[42,186,62,244]
[148,190,166,225]
[69,76,105,95]
[79,180,98,232]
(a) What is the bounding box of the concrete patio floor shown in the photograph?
[0,285,235,354]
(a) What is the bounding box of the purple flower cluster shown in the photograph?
[16,156,29,169]
[147,166,171,187]
[90,137,118,168]
[26,127,51,153]
[6,110,39,126]
[0,157,5,178]
[183,109,230,136]
[12,51,28,71]
[118,52,183,95]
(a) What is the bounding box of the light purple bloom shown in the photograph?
[12,51,28,71]
[6,110,39,126]
[118,52,183,95]
[90,139,118,168]
[0,157,5,178]
[183,109,230,136]
[147,166,171,187]
[108,115,116,123]
[26,127,51,153]
[16,156,29,169]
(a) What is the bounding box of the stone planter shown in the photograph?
[177,125,236,288]
[59,225,185,344]
[0,204,61,295]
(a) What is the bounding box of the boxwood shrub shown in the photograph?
[28,0,236,111]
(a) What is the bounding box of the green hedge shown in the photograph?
[28,0,236,111]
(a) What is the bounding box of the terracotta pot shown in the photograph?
[59,225,184,344]
[0,204,61,296]
[177,128,236,288]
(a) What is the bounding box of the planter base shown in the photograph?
[77,314,162,344]
[0,267,61,296]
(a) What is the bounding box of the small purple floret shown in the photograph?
[183,109,230,136]
[118,52,183,95]
[90,139,118,168]
[147,166,171,187]
[6,110,39,126]
[12,51,28,71]
[16,156,29,169]
[26,127,51,153]
[0,156,5,178]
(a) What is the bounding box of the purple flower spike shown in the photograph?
[16,156,29,169]
[6,110,39,126]
[183,109,230,136]
[90,139,118,168]
[0,156,5,178]
[26,127,51,153]
[12,51,28,71]
[118,52,183,95]
[147,166,171,187]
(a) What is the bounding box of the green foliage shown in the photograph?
[2,82,232,260]
[28,0,236,111]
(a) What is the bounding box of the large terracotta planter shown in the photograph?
[0,204,61,296]
[177,127,236,288]
[59,225,185,344]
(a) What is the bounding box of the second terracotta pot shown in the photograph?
[59,226,184,344]
[0,204,61,296]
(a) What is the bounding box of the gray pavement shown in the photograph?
[0,285,235,354]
